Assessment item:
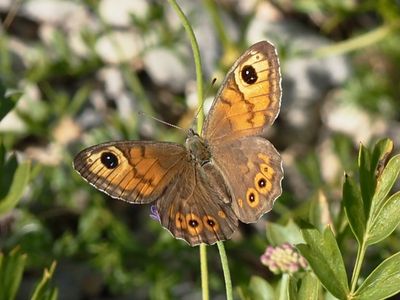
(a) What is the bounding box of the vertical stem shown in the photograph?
[279,273,289,300]
[217,241,233,300]
[350,239,367,293]
[200,244,209,300]
[166,1,208,299]
[166,0,204,134]
[202,0,232,49]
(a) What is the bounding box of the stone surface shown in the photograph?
[95,30,143,64]
[143,47,191,92]
[99,0,149,27]
[21,0,85,25]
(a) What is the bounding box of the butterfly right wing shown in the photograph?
[203,41,281,144]
[73,141,188,204]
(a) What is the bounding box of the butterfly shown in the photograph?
[73,41,283,246]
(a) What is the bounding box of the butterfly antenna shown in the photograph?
[138,111,185,132]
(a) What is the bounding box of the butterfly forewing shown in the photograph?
[203,41,281,144]
[73,141,187,204]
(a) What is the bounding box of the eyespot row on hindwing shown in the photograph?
[174,212,221,236]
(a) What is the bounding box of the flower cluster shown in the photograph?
[260,243,308,274]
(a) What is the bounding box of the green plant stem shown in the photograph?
[203,0,232,50]
[166,1,209,300]
[279,273,289,300]
[167,0,204,134]
[314,21,400,58]
[350,239,367,293]
[200,245,209,300]
[217,241,233,300]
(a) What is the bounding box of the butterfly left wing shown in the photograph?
[73,141,187,204]
[203,41,281,144]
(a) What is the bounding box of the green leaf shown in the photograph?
[297,273,320,300]
[31,261,58,300]
[367,191,400,245]
[332,133,355,169]
[297,226,348,300]
[0,155,18,199]
[0,248,27,300]
[0,161,31,214]
[0,142,5,170]
[354,252,400,300]
[371,138,393,178]
[308,190,333,232]
[266,219,304,246]
[370,154,400,216]
[343,174,365,244]
[289,273,320,300]
[0,84,22,121]
[358,144,373,215]
[237,276,275,300]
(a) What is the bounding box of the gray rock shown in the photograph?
[21,0,86,25]
[99,0,150,27]
[95,30,144,64]
[143,47,191,92]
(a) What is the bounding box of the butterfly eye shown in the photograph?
[241,65,258,84]
[100,152,119,169]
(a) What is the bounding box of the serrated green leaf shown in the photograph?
[371,138,393,178]
[370,154,400,217]
[31,261,58,300]
[343,175,365,244]
[0,248,27,300]
[367,191,400,245]
[358,144,373,215]
[354,252,400,300]
[0,161,31,214]
[266,219,304,246]
[237,276,275,300]
[297,227,348,299]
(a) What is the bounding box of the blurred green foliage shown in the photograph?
[1,0,400,299]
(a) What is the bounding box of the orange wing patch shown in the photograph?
[73,142,186,204]
[204,41,281,143]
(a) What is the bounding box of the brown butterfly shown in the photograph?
[73,41,283,246]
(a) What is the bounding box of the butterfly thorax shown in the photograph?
[185,129,211,165]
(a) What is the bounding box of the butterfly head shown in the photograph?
[186,129,211,165]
